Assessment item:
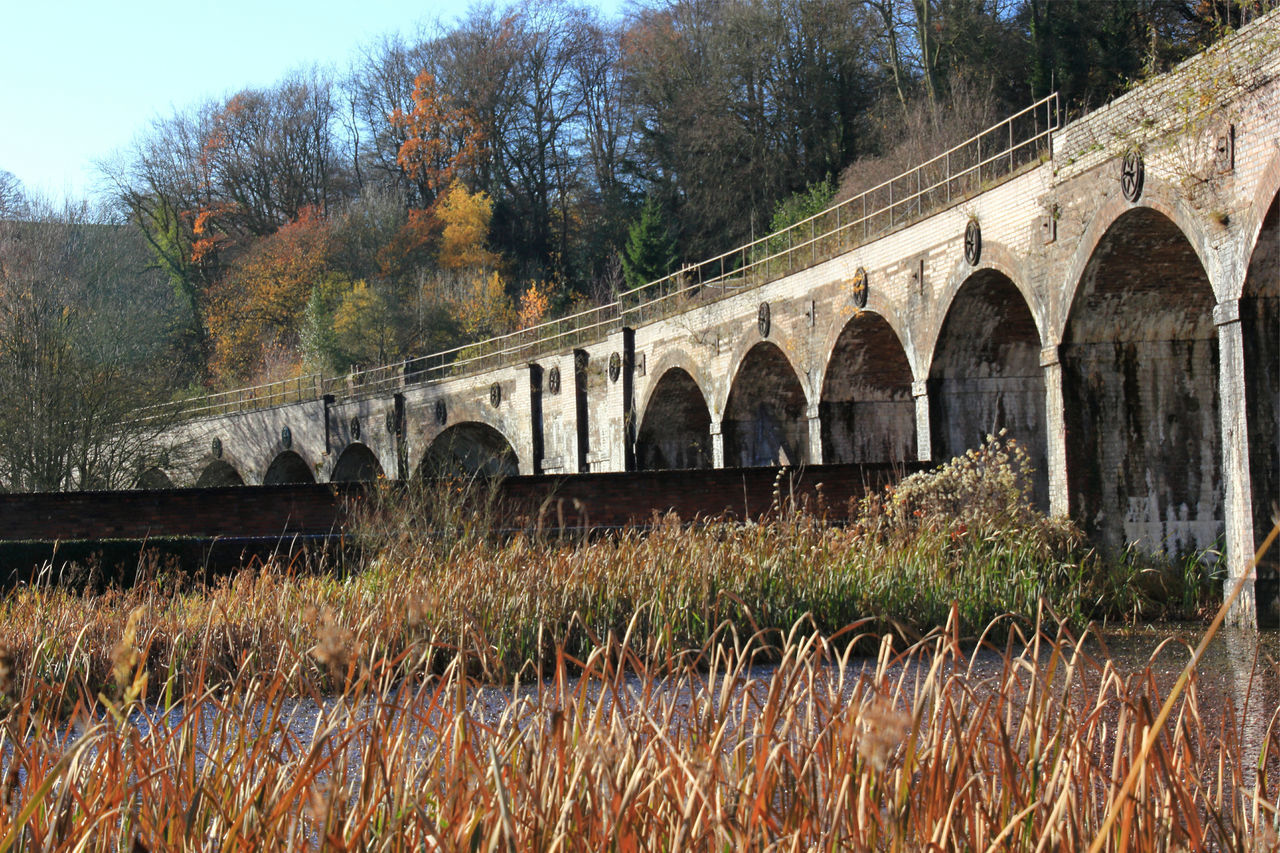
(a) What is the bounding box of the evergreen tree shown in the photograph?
[621,195,675,291]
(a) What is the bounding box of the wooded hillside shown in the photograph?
[9,0,1270,397]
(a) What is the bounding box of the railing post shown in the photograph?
[1009,118,1014,173]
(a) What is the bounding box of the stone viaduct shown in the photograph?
[151,17,1279,620]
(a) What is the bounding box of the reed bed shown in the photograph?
[0,435,1256,849]
[0,608,1274,850]
[0,435,1216,704]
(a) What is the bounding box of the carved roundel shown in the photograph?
[964,219,982,266]
[211,437,223,459]
[490,382,502,408]
[608,351,622,383]
[850,267,868,310]
[1121,149,1145,202]
[434,399,447,425]
[386,412,397,435]
[280,425,292,449]
[757,301,771,338]
[350,417,361,441]
[547,365,561,395]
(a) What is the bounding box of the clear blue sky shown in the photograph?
[1,1,623,204]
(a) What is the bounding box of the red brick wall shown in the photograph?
[0,463,924,542]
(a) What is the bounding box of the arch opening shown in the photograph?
[136,468,175,489]
[420,423,519,479]
[821,313,915,464]
[929,270,1047,507]
[331,443,385,483]
[263,451,316,485]
[1243,192,1279,566]
[636,368,712,470]
[722,342,808,467]
[195,459,244,488]
[1062,206,1220,554]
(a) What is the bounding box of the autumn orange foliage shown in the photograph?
[207,208,331,382]
[389,72,485,203]
[516,281,551,330]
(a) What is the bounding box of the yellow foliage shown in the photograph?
[454,270,513,339]
[436,181,499,271]
[516,281,551,330]
[332,280,400,368]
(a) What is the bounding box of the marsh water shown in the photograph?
[120,624,1280,785]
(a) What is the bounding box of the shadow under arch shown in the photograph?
[1242,190,1278,570]
[1054,180,1216,342]
[195,459,244,488]
[1062,205,1219,554]
[419,422,519,479]
[722,341,808,467]
[331,442,385,483]
[136,468,175,489]
[263,451,317,485]
[636,367,712,470]
[820,311,916,464]
[928,267,1047,508]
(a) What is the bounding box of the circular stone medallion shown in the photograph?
[964,219,982,266]
[211,437,223,459]
[758,302,771,338]
[280,426,292,449]
[850,267,868,310]
[1121,149,1145,202]
[434,399,447,425]
[350,417,361,441]
[490,382,502,408]
[609,351,622,383]
[547,365,561,395]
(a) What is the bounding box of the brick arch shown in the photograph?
[262,449,318,485]
[1241,177,1279,562]
[1238,146,1280,300]
[928,241,1043,369]
[927,264,1048,507]
[417,421,519,479]
[815,292,917,387]
[193,448,249,488]
[721,340,810,467]
[409,394,519,475]
[1060,188,1221,555]
[1054,174,1216,342]
[635,365,713,470]
[638,346,714,421]
[818,311,916,465]
[135,467,176,489]
[716,331,810,418]
[331,442,385,483]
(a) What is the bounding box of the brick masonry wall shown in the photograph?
[0,464,923,543]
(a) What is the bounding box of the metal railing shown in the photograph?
[330,301,621,398]
[620,93,1059,326]
[168,93,1059,420]
[137,373,326,422]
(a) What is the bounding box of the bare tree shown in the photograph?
[0,199,183,491]
[0,170,24,218]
